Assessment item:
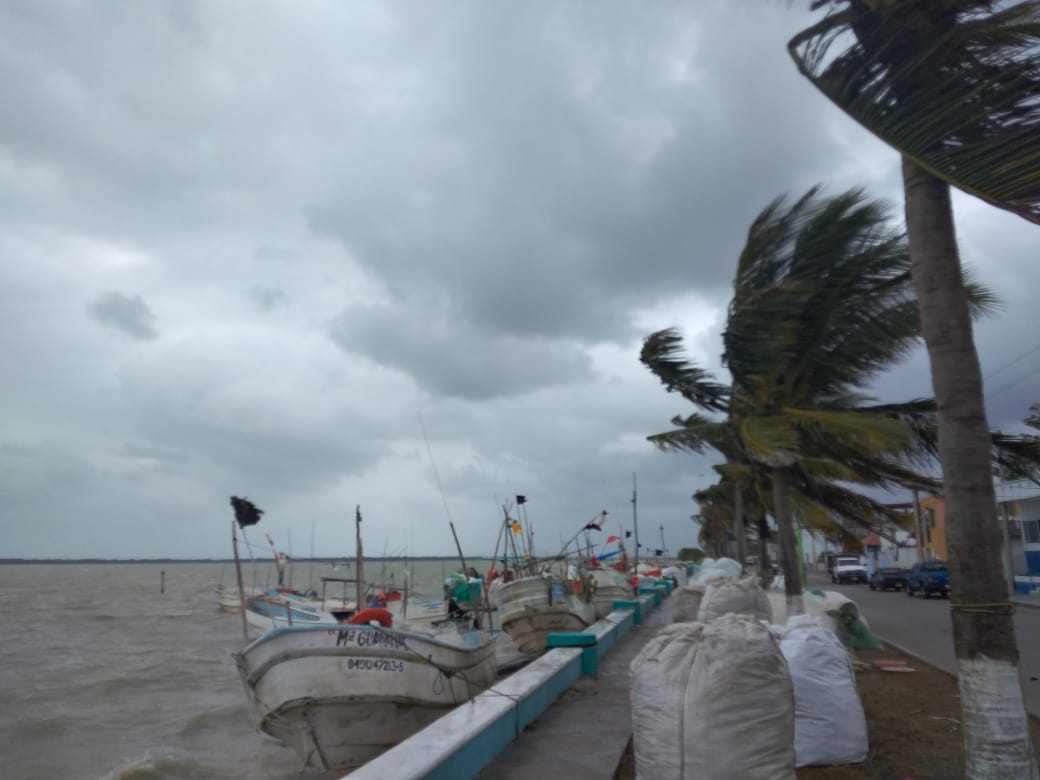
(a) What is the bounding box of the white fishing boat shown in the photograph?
[496,573,597,654]
[215,584,262,612]
[243,589,448,635]
[234,620,496,772]
[587,566,636,619]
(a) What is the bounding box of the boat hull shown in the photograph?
[588,568,636,619]
[497,576,596,654]
[235,623,496,772]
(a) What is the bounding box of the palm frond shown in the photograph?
[640,329,730,413]
[791,1,1040,224]
[647,415,736,456]
[991,430,1040,483]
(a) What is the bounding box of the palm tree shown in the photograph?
[790,3,1040,774]
[644,187,940,612]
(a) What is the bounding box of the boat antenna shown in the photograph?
[632,473,640,574]
[418,411,475,605]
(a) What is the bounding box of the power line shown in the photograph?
[984,343,1040,382]
[988,366,1040,398]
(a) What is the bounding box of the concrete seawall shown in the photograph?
[347,582,673,779]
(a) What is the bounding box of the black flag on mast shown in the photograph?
[230,496,264,528]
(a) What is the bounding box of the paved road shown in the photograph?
[806,572,1040,717]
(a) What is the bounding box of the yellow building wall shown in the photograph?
[920,495,948,561]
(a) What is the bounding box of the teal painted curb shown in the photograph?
[547,631,597,675]
[638,586,661,605]
[348,581,669,780]
[612,599,642,624]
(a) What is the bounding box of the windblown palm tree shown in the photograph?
[644,187,942,611]
[643,187,1038,611]
[791,3,1040,774]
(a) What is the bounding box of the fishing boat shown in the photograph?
[231,500,496,772]
[586,566,636,619]
[496,572,597,654]
[234,619,496,772]
[488,502,604,653]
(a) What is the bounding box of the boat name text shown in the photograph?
[333,628,408,650]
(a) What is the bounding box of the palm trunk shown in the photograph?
[902,158,1037,779]
[771,466,803,615]
[733,482,747,570]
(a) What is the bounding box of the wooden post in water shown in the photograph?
[232,519,249,642]
[160,569,165,595]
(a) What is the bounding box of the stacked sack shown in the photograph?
[674,557,773,625]
[697,574,772,624]
[630,614,796,780]
[780,615,869,767]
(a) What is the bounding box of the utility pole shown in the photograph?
[632,473,640,573]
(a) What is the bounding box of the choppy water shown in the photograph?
[0,559,466,780]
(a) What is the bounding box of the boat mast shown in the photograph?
[232,519,249,642]
[355,505,365,609]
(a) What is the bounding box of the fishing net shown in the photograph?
[806,589,881,651]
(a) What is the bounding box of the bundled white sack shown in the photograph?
[767,591,788,625]
[630,614,795,780]
[697,575,772,624]
[697,556,742,582]
[780,616,869,767]
[662,565,688,587]
[673,583,705,623]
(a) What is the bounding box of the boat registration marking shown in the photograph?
[342,657,405,673]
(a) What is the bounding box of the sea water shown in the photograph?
[0,559,468,780]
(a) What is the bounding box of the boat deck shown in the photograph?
[475,594,674,779]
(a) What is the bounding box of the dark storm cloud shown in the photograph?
[248,286,289,311]
[328,301,591,400]
[86,291,158,341]
[308,2,859,365]
[1,2,1036,559]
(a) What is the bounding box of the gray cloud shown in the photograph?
[0,2,1037,559]
[329,300,592,400]
[86,291,158,341]
[248,286,289,311]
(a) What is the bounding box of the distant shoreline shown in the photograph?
[0,556,467,565]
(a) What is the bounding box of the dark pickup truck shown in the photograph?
[906,560,949,598]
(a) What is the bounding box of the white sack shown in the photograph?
[673,584,705,623]
[662,565,688,587]
[780,618,869,767]
[702,556,742,581]
[630,614,795,780]
[697,575,772,624]
[767,591,788,625]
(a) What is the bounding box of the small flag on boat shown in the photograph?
[606,535,620,543]
[230,496,263,528]
[516,495,527,505]
[625,530,632,538]
[584,511,608,531]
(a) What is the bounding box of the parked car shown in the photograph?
[831,555,868,584]
[907,560,949,598]
[869,567,908,591]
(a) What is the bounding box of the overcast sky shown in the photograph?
[2,2,1037,560]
